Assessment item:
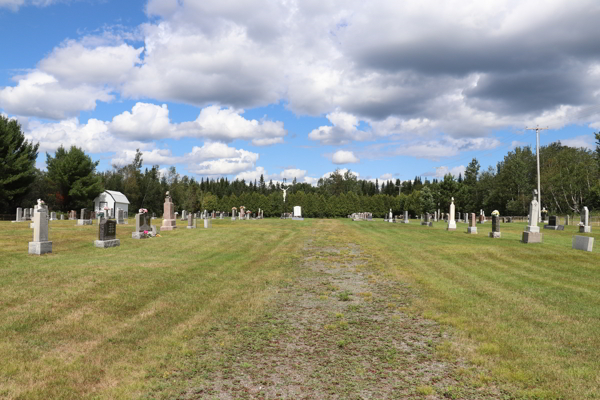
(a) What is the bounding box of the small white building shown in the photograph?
[93,190,130,218]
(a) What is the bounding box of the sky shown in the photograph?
[1,0,600,185]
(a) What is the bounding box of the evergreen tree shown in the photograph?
[0,115,39,213]
[46,145,103,211]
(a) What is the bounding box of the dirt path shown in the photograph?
[175,222,500,399]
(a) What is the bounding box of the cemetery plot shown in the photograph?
[0,218,598,399]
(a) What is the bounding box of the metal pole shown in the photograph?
[536,128,541,223]
[526,125,549,223]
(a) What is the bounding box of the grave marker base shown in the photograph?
[95,239,120,248]
[77,219,93,226]
[579,226,591,233]
[29,241,52,255]
[522,231,543,243]
[489,232,501,238]
[467,227,477,234]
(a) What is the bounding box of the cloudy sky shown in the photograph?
[1,0,599,184]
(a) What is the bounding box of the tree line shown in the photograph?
[2,115,600,218]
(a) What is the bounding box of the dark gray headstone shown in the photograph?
[492,216,500,232]
[99,219,117,241]
[549,216,558,226]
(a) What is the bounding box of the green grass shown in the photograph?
[0,218,313,399]
[344,219,600,399]
[0,217,599,399]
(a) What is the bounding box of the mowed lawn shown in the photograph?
[344,219,600,399]
[0,218,312,399]
[1,217,599,399]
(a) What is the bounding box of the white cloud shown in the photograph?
[39,42,143,85]
[24,117,143,154]
[322,168,360,179]
[187,148,259,176]
[0,0,57,11]
[331,150,360,164]
[0,71,113,120]
[560,135,595,150]
[234,166,317,184]
[425,165,467,179]
[308,110,371,145]
[110,103,172,140]
[380,173,394,180]
[177,106,286,145]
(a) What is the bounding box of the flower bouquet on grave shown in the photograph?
[139,208,148,214]
[143,230,149,239]
[491,210,500,217]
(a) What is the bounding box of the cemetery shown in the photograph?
[1,191,598,399]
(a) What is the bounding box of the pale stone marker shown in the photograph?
[231,209,237,221]
[403,210,409,224]
[572,236,594,252]
[447,198,456,231]
[467,213,477,234]
[187,213,195,229]
[579,207,591,233]
[95,219,120,248]
[421,213,433,227]
[293,206,304,220]
[77,208,92,226]
[161,192,177,231]
[522,190,542,243]
[29,205,52,255]
[117,209,125,225]
[16,208,22,222]
[204,218,212,228]
[388,208,393,223]
[60,214,64,220]
[50,212,57,221]
[132,213,151,239]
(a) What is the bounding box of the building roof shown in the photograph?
[105,190,130,204]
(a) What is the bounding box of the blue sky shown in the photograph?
[1,0,599,185]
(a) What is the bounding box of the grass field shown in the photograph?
[0,218,598,399]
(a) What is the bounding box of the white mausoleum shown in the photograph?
[93,190,130,217]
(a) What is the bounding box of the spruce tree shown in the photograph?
[0,115,39,213]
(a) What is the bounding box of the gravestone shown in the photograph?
[29,207,52,255]
[24,208,30,220]
[77,208,92,225]
[220,212,223,220]
[50,212,57,221]
[161,193,177,231]
[565,215,570,226]
[447,198,456,231]
[117,209,125,225]
[293,206,304,220]
[132,213,151,239]
[489,215,501,238]
[544,216,564,230]
[388,208,393,223]
[522,190,543,243]
[403,210,410,224]
[572,236,594,252]
[187,213,195,229]
[467,213,477,234]
[95,219,120,248]
[231,209,237,221]
[421,213,433,227]
[204,218,212,228]
[16,207,22,222]
[181,210,187,221]
[579,207,591,233]
[60,214,64,220]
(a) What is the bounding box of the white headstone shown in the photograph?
[293,206,302,217]
[447,198,456,231]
